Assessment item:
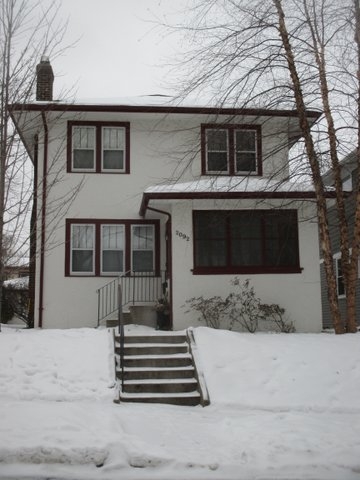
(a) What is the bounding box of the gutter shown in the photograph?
[38,111,48,328]
[139,189,338,216]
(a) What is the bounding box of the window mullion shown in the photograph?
[229,129,235,175]
[94,126,101,173]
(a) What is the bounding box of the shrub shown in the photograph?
[184,278,292,333]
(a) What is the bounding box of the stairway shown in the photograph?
[114,331,207,406]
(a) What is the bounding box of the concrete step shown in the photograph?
[117,366,196,380]
[119,391,201,406]
[122,378,198,394]
[116,343,188,356]
[121,353,193,368]
[115,334,187,344]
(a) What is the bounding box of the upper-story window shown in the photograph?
[201,124,262,176]
[67,121,130,173]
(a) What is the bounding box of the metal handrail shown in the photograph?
[118,284,125,391]
[97,270,166,326]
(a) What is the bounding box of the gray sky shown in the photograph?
[53,0,185,100]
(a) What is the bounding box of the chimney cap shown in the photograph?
[40,55,50,63]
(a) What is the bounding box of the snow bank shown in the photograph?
[194,327,360,411]
[0,326,359,479]
[0,327,114,402]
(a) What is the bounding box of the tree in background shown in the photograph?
[166,0,360,333]
[0,0,67,325]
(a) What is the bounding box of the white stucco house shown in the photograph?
[10,58,327,332]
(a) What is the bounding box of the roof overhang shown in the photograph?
[139,189,337,217]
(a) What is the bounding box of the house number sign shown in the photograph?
[176,230,190,242]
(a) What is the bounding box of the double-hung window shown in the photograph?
[101,225,125,275]
[66,220,159,276]
[193,210,300,274]
[70,224,95,274]
[201,124,261,175]
[131,225,155,273]
[68,121,130,173]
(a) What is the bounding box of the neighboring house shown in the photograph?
[320,150,360,329]
[9,57,327,332]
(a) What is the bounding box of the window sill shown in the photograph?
[192,266,302,275]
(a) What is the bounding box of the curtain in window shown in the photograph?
[101,225,124,273]
[102,127,124,170]
[132,225,154,273]
[73,127,95,169]
[71,225,94,273]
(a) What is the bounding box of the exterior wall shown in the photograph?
[170,199,322,333]
[33,109,312,329]
[319,169,360,329]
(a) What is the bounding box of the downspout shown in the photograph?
[39,111,48,328]
[141,204,173,329]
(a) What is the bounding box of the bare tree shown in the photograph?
[164,0,360,333]
[0,0,68,325]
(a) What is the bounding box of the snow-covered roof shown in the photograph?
[144,176,315,194]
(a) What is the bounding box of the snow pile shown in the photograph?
[0,326,359,479]
[194,327,360,411]
[3,276,29,290]
[0,327,114,402]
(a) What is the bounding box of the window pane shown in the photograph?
[207,130,228,150]
[230,213,262,266]
[72,225,94,249]
[102,225,124,249]
[73,150,94,169]
[132,225,154,272]
[73,127,95,170]
[102,250,123,273]
[132,226,154,250]
[195,239,227,267]
[103,127,124,149]
[72,250,93,272]
[208,152,228,172]
[264,213,298,266]
[236,152,256,172]
[101,225,124,274]
[236,130,256,151]
[73,127,95,149]
[132,251,154,272]
[206,129,228,172]
[102,128,125,171]
[103,150,124,170]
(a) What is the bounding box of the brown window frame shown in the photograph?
[192,209,301,275]
[201,124,262,176]
[65,219,160,277]
[67,121,130,174]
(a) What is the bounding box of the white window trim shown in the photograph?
[234,128,258,175]
[131,224,155,274]
[72,126,96,173]
[101,126,126,173]
[100,224,125,276]
[70,224,95,275]
[205,128,230,174]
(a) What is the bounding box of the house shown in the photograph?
[9,57,326,332]
[320,150,360,329]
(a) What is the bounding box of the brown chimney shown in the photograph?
[36,56,54,101]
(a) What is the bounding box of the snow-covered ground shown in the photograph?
[0,325,359,480]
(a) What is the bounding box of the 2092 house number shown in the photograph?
[176,230,190,242]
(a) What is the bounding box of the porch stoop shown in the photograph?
[114,331,210,407]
